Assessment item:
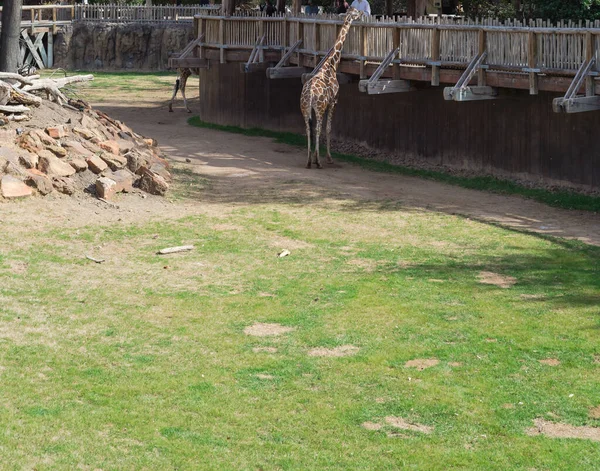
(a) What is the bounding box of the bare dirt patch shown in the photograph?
[539,358,561,366]
[589,406,600,419]
[256,374,274,380]
[404,358,439,371]
[477,271,517,288]
[526,418,600,442]
[243,323,294,337]
[385,416,433,434]
[361,421,382,431]
[252,347,278,353]
[307,345,359,357]
[448,362,462,367]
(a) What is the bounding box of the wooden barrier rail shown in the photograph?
[192,13,600,111]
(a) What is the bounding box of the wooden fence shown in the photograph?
[197,13,600,76]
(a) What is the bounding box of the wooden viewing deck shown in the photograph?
[184,13,600,113]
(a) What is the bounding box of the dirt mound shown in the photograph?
[0,100,171,201]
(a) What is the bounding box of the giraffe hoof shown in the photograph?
[316,163,323,169]
[305,163,311,169]
[168,109,173,113]
[186,109,192,113]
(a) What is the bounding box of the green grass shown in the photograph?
[0,184,599,469]
[188,117,600,213]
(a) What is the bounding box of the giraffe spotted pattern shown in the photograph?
[300,8,363,169]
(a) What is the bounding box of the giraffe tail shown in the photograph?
[174,78,180,95]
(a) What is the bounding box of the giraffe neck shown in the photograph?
[323,16,355,75]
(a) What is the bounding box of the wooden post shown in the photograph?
[528,31,538,95]
[52,7,57,35]
[297,20,303,67]
[431,27,440,86]
[477,29,486,86]
[314,22,320,59]
[258,19,265,63]
[586,32,595,97]
[392,26,400,80]
[360,25,367,79]
[198,18,204,59]
[282,17,289,61]
[219,18,225,63]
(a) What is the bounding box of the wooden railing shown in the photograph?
[0,4,221,30]
[196,13,600,77]
[75,4,221,23]
[0,5,76,31]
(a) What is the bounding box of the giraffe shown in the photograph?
[300,8,363,169]
[168,67,196,113]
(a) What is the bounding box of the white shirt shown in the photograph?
[350,0,371,15]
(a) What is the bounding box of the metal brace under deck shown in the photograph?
[243,35,266,73]
[553,58,600,113]
[444,52,497,102]
[266,40,306,79]
[358,47,412,94]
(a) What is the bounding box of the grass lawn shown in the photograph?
[1,190,599,469]
[1,71,598,470]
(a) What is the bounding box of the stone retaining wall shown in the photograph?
[54,23,194,71]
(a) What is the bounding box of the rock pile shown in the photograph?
[0,102,171,201]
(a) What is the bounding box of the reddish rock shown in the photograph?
[18,133,43,153]
[30,129,58,147]
[73,127,97,141]
[52,176,76,195]
[116,138,134,154]
[100,153,127,171]
[79,113,98,130]
[38,151,76,177]
[138,169,169,196]
[19,152,38,169]
[46,145,67,158]
[46,126,66,139]
[25,169,53,195]
[98,140,120,155]
[69,158,88,172]
[95,176,117,200]
[143,138,157,147]
[86,155,108,174]
[110,169,134,193]
[62,140,94,158]
[1,175,32,199]
[125,149,150,173]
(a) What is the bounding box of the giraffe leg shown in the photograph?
[168,77,180,112]
[304,114,312,169]
[325,101,336,164]
[314,111,324,169]
[180,71,191,113]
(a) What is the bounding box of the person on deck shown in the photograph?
[336,0,348,14]
[350,0,370,15]
[305,0,320,14]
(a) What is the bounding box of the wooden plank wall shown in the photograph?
[198,63,600,190]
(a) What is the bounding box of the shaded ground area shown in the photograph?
[95,93,600,247]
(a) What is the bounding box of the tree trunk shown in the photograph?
[407,0,426,17]
[276,0,286,14]
[0,0,23,73]
[292,0,301,15]
[385,0,393,16]
[222,0,235,16]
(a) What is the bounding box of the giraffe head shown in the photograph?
[344,7,364,22]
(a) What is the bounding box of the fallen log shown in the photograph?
[0,104,30,113]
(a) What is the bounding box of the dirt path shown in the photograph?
[89,98,600,247]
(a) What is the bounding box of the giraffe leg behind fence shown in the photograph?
[325,100,337,164]
[179,68,192,113]
[313,109,324,169]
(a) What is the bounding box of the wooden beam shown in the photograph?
[443,86,498,101]
[168,57,209,68]
[266,66,307,79]
[553,96,600,113]
[359,79,414,94]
